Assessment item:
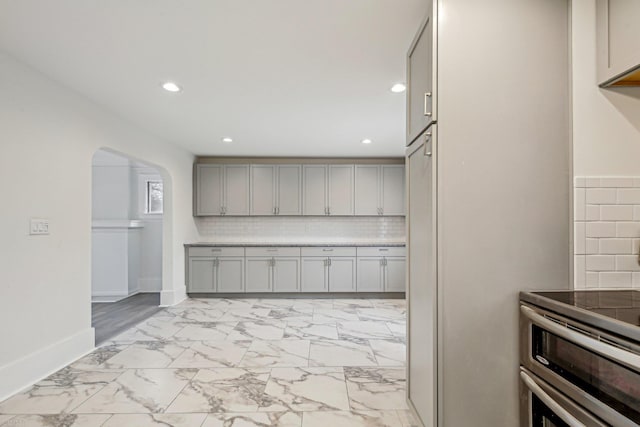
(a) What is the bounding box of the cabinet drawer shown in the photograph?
[188,247,245,257]
[357,247,406,257]
[245,247,301,257]
[301,247,356,257]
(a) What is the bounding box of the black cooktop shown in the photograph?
[532,290,640,327]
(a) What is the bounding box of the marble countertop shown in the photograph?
[185,241,406,247]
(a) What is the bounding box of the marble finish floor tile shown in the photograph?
[0,414,111,426]
[261,368,349,412]
[173,322,238,341]
[312,309,359,324]
[169,340,251,368]
[344,368,408,411]
[227,320,286,341]
[102,341,190,368]
[0,384,106,415]
[166,368,271,413]
[368,339,406,366]
[70,345,129,370]
[284,321,339,340]
[73,369,197,413]
[101,413,208,427]
[309,340,377,367]
[240,340,310,368]
[0,298,409,424]
[202,411,302,427]
[301,410,404,427]
[337,321,395,340]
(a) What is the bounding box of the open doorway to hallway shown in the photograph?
[91,149,164,344]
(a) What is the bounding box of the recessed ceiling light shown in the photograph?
[361,139,372,144]
[221,137,233,143]
[161,82,182,92]
[390,83,406,93]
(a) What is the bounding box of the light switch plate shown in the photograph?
[30,218,50,235]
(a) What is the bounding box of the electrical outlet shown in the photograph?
[30,218,50,235]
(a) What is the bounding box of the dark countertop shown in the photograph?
[185,241,406,247]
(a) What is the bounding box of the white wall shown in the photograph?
[0,52,198,401]
[572,0,640,176]
[572,0,640,288]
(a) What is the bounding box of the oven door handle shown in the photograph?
[521,305,640,371]
[520,370,586,427]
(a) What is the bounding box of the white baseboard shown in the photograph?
[406,397,427,427]
[0,328,95,402]
[160,287,187,307]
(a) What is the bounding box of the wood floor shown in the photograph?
[92,293,162,345]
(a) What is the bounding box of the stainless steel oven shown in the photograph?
[520,292,640,427]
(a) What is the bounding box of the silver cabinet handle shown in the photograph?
[276,207,279,215]
[323,259,328,267]
[273,207,276,215]
[424,132,433,157]
[266,249,278,252]
[327,207,331,215]
[328,258,332,266]
[520,370,585,427]
[380,259,384,267]
[322,248,334,252]
[424,92,432,117]
[521,305,640,370]
[211,248,222,252]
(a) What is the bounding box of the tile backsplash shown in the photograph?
[195,216,406,243]
[574,177,640,289]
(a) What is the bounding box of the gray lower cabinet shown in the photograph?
[188,246,403,293]
[301,257,328,292]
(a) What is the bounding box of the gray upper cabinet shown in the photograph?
[302,165,328,215]
[197,162,401,217]
[195,164,249,216]
[250,165,276,215]
[355,165,405,216]
[327,165,354,216]
[354,165,380,215]
[251,165,302,216]
[597,0,640,87]
[195,165,224,216]
[277,165,302,215]
[406,4,435,145]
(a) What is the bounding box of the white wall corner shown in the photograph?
[160,288,187,307]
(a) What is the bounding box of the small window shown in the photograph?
[146,181,163,214]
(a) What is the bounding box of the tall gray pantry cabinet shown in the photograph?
[404,0,571,426]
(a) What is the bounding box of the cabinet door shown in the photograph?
[251,165,276,215]
[273,257,300,292]
[301,258,327,292]
[407,8,434,145]
[354,165,380,216]
[597,0,640,86]
[277,165,302,215]
[385,257,406,292]
[302,165,328,216]
[196,165,223,216]
[328,165,354,216]
[216,257,245,293]
[406,127,437,422]
[381,165,405,216]
[245,258,272,292]
[188,258,215,292]
[357,257,384,292]
[224,165,250,215]
[328,257,356,292]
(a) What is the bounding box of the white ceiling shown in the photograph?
[0,0,426,157]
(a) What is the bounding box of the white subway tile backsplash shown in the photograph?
[617,189,640,204]
[616,255,640,272]
[575,177,640,289]
[599,238,632,254]
[585,205,600,221]
[598,272,632,288]
[585,188,616,204]
[194,216,406,243]
[585,255,615,271]
[585,222,616,238]
[600,205,633,221]
[616,222,640,238]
